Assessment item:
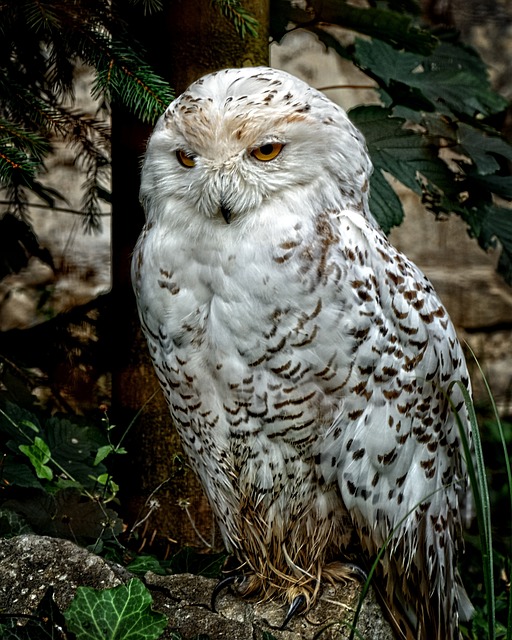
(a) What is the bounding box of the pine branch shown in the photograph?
[211,0,259,38]
[0,118,51,160]
[0,1,164,225]
[90,37,174,123]
[127,0,164,15]
[0,144,40,187]
[81,172,110,234]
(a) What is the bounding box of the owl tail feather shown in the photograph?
[368,568,472,640]
[456,577,475,623]
[367,576,415,640]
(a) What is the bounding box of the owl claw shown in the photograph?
[210,574,241,612]
[280,594,307,629]
[344,562,368,583]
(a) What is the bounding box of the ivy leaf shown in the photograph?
[19,437,53,481]
[63,578,167,640]
[0,508,33,538]
[0,586,72,639]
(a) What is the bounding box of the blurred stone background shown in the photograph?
[0,63,111,333]
[0,1,511,416]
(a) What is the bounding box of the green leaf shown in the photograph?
[0,508,33,538]
[127,554,169,576]
[94,444,127,466]
[458,123,512,176]
[367,168,404,233]
[0,401,42,442]
[19,437,53,481]
[479,205,512,284]
[465,171,512,201]
[44,416,108,489]
[95,473,120,496]
[354,36,423,86]
[0,459,43,489]
[64,578,168,640]
[212,0,259,38]
[94,444,116,466]
[349,105,455,200]
[353,38,508,118]
[55,477,85,491]
[0,585,67,639]
[20,419,40,433]
[314,1,436,55]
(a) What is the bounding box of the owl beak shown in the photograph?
[220,203,232,224]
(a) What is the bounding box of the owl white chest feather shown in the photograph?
[134,194,356,447]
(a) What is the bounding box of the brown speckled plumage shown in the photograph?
[132,66,473,639]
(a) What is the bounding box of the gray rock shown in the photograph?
[0,534,394,639]
[0,534,130,614]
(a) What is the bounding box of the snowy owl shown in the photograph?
[132,66,473,639]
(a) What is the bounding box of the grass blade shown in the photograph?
[467,350,512,640]
[452,380,495,640]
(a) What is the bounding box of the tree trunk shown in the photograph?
[111,0,269,556]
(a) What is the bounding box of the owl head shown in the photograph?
[140,67,374,232]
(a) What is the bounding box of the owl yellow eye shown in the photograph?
[176,150,196,168]
[251,143,284,162]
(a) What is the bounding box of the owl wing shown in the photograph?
[318,211,472,638]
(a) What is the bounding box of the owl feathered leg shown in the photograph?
[211,570,308,629]
[280,562,368,628]
[210,552,367,627]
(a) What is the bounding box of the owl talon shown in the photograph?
[281,594,307,629]
[344,562,368,583]
[211,574,242,612]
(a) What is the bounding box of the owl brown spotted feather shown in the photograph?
[132,66,474,638]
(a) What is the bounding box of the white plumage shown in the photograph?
[132,66,473,638]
